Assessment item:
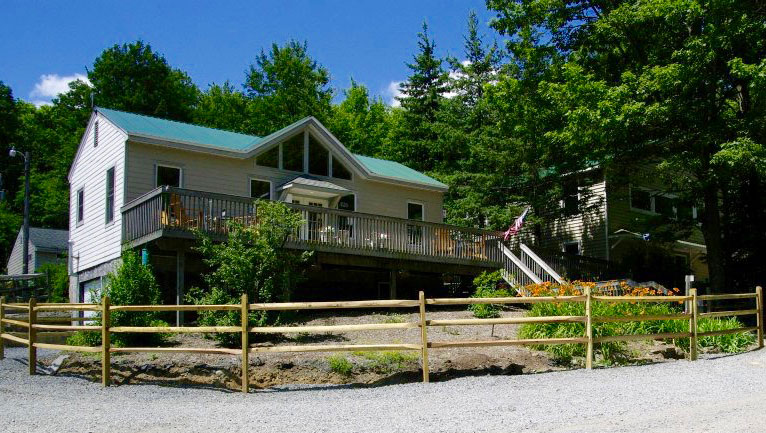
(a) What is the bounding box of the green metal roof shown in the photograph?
[97,107,262,150]
[96,107,446,189]
[353,154,447,189]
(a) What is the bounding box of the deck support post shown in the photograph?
[389,270,397,300]
[176,250,185,326]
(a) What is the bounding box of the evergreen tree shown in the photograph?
[382,22,448,171]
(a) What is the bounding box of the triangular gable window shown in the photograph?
[332,156,351,180]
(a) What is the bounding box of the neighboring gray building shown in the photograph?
[5,227,69,275]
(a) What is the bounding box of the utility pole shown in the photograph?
[9,148,31,275]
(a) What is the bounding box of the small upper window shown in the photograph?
[77,188,85,223]
[250,179,271,200]
[308,134,329,176]
[407,202,424,221]
[105,167,115,223]
[563,241,581,256]
[156,165,181,188]
[283,133,304,172]
[562,180,579,216]
[256,146,279,168]
[93,120,99,148]
[630,188,652,212]
[332,156,352,180]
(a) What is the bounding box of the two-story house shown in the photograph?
[68,108,504,309]
[528,166,708,288]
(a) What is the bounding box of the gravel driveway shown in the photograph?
[1,347,765,432]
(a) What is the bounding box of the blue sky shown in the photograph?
[2,1,500,107]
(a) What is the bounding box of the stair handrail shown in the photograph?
[520,243,565,284]
[498,242,542,285]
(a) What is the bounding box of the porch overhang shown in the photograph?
[277,176,351,200]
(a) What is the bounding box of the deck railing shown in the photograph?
[122,187,504,264]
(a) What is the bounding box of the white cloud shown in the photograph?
[29,73,91,104]
[383,81,403,107]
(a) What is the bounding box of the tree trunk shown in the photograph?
[700,181,727,292]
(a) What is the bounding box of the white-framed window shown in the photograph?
[331,154,352,180]
[562,240,581,256]
[156,164,182,188]
[629,185,697,220]
[249,177,272,200]
[105,167,115,224]
[256,129,353,181]
[76,188,85,225]
[407,201,424,245]
[407,201,424,221]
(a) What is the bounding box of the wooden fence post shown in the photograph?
[0,296,5,360]
[28,297,36,375]
[418,291,429,383]
[102,296,111,387]
[756,286,764,349]
[585,287,593,369]
[241,293,249,393]
[690,288,698,361]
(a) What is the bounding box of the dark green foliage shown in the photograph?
[104,249,166,346]
[326,80,390,156]
[89,40,199,121]
[193,81,249,132]
[468,271,511,318]
[244,40,333,135]
[38,262,69,303]
[187,200,310,347]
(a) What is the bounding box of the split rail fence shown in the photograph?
[0,286,763,393]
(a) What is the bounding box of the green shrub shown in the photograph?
[468,271,511,318]
[38,263,69,303]
[188,200,310,347]
[104,249,165,347]
[67,329,101,347]
[519,294,755,364]
[328,355,353,376]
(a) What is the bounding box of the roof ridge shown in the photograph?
[96,106,262,140]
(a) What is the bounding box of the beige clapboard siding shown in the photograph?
[69,114,127,271]
[125,135,444,223]
[538,180,609,260]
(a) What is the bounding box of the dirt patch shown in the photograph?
[49,307,692,391]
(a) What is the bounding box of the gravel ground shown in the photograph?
[1,347,765,432]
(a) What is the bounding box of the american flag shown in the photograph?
[504,207,529,241]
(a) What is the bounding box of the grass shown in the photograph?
[352,350,419,373]
[382,313,406,324]
[327,355,353,376]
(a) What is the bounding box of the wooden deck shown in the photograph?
[122,187,504,267]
